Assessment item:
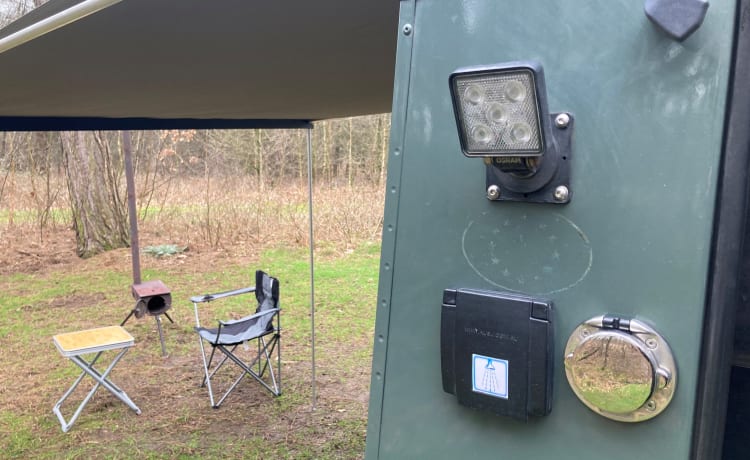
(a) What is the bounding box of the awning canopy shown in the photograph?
[0,0,399,130]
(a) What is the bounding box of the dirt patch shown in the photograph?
[0,226,80,276]
[0,224,262,279]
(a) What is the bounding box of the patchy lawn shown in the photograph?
[0,227,379,459]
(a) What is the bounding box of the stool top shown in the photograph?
[53,326,134,357]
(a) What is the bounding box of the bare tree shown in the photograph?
[60,131,129,258]
[378,114,390,186]
[0,0,48,26]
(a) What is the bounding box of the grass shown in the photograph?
[0,175,385,458]
[0,241,380,459]
[580,383,652,414]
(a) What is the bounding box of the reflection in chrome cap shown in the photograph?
[564,316,676,422]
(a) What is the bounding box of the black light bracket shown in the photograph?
[485,112,573,205]
[449,61,574,205]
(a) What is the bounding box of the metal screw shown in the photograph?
[581,328,590,338]
[553,185,569,202]
[487,185,501,201]
[646,400,657,411]
[402,24,413,35]
[646,338,658,349]
[555,113,570,129]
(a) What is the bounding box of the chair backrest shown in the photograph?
[255,269,280,313]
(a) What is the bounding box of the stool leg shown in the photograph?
[53,370,92,433]
[72,350,141,414]
[53,349,141,432]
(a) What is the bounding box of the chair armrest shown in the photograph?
[191,286,257,328]
[219,308,280,326]
[190,286,256,303]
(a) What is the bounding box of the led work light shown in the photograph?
[449,62,574,204]
[450,64,545,157]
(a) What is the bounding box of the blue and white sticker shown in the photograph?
[472,354,508,399]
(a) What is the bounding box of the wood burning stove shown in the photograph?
[122,280,173,355]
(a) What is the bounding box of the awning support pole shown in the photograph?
[306,127,316,410]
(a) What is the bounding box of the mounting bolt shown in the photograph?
[402,24,413,35]
[646,338,658,349]
[553,185,570,202]
[555,113,570,129]
[487,185,501,201]
[646,400,657,412]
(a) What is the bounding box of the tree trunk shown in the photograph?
[379,114,390,186]
[347,117,354,187]
[61,131,130,258]
[322,121,330,184]
[255,129,264,190]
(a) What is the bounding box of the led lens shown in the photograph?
[508,122,532,144]
[486,103,508,125]
[464,85,485,105]
[504,81,527,102]
[471,124,493,144]
[451,65,545,156]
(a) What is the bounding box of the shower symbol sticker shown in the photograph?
[472,354,508,399]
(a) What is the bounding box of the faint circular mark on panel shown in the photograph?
[461,213,592,295]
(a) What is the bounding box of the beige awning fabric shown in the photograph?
[0,0,399,130]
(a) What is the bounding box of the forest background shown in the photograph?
[1,0,389,259]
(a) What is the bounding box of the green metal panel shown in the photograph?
[367,0,737,458]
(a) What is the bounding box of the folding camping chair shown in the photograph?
[191,270,281,408]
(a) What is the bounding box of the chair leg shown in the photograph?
[202,343,261,408]
[257,335,277,376]
[277,332,282,396]
[197,337,216,408]
[199,332,282,408]
[254,334,281,396]
[213,357,250,408]
[218,345,280,397]
[263,334,281,396]
[203,345,237,386]
[261,336,280,395]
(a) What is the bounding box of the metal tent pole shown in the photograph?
[306,127,317,410]
[0,0,123,54]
